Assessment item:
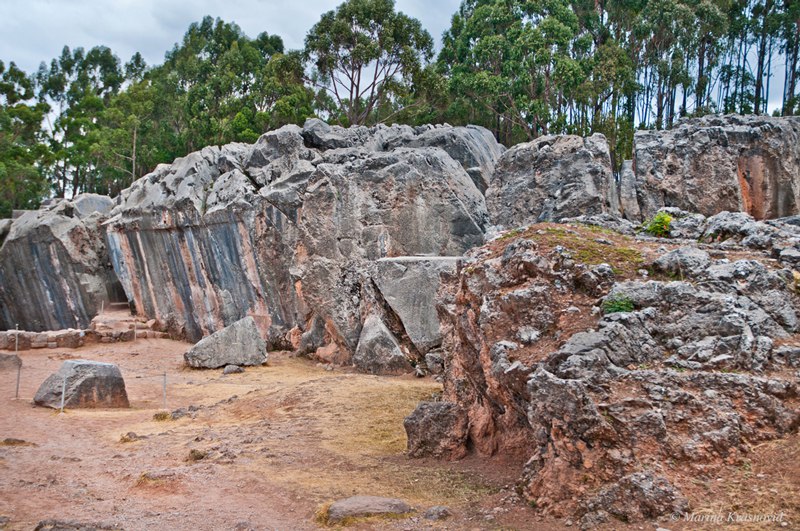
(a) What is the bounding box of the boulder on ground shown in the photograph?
[184,316,267,369]
[33,360,129,409]
[325,496,412,523]
[404,401,469,459]
[353,314,412,375]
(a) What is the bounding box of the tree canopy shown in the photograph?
[304,0,434,125]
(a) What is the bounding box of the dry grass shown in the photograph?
[321,379,439,456]
[683,434,800,529]
[151,411,171,422]
[0,437,35,447]
[491,223,648,279]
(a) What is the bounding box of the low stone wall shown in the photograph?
[0,327,171,351]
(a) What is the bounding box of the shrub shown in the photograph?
[644,212,672,237]
[602,294,635,314]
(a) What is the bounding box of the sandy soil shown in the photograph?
[2,337,796,530]
[0,338,555,531]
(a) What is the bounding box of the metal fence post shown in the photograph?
[59,376,67,413]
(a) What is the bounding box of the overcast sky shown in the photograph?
[0,0,785,112]
[0,0,461,74]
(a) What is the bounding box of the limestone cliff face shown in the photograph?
[486,134,616,227]
[630,114,800,220]
[0,195,122,331]
[105,120,498,362]
[486,115,800,229]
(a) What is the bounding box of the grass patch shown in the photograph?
[497,227,524,241]
[323,382,438,456]
[119,432,145,443]
[534,226,645,277]
[152,411,172,422]
[602,294,635,314]
[135,471,174,487]
[0,438,36,447]
[314,502,333,525]
[187,449,208,462]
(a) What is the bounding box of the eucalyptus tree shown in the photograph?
[304,0,434,126]
[36,45,124,197]
[0,61,49,217]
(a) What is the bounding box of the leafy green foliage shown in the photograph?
[644,212,673,237]
[304,0,434,125]
[0,60,49,217]
[603,294,635,314]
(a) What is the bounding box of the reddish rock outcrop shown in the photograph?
[408,221,800,523]
[630,114,800,220]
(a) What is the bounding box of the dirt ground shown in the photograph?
[0,338,552,531]
[1,337,797,531]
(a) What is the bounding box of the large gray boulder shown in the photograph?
[372,257,460,354]
[353,314,411,375]
[486,133,615,227]
[386,124,505,193]
[184,316,267,369]
[631,114,800,220]
[0,197,122,332]
[72,193,115,219]
[106,122,497,365]
[404,401,469,459]
[33,360,129,409]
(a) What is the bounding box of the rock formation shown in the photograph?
[630,114,800,220]
[487,115,800,228]
[105,120,498,368]
[184,316,268,369]
[407,215,800,523]
[0,194,123,332]
[34,360,130,409]
[487,134,616,226]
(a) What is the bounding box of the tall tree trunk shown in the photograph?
[697,38,707,111]
[754,0,773,115]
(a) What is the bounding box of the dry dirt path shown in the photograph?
[0,339,545,530]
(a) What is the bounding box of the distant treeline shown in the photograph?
[1,0,798,217]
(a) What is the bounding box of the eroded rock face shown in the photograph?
[106,121,496,366]
[372,257,460,355]
[408,220,800,521]
[184,316,267,369]
[485,115,800,227]
[486,134,615,227]
[33,360,129,409]
[404,401,469,459]
[0,196,124,332]
[631,114,800,220]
